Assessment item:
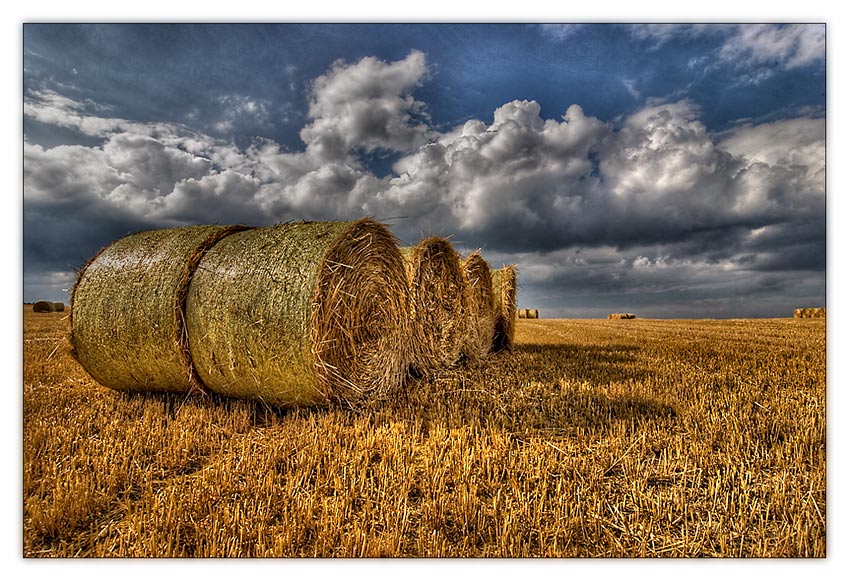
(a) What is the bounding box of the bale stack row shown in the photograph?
[32,301,65,313]
[516,308,539,319]
[70,220,517,408]
[794,307,826,319]
[608,313,636,320]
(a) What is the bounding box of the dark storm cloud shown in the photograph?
[23,42,825,315]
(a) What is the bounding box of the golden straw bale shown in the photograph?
[461,251,495,361]
[400,237,467,375]
[491,266,517,352]
[795,307,825,318]
[527,308,539,319]
[517,308,527,319]
[70,225,250,393]
[186,219,411,407]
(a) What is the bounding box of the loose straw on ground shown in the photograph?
[491,265,517,352]
[70,225,250,393]
[461,251,495,361]
[186,219,410,407]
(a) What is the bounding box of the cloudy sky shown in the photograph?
[22,22,826,317]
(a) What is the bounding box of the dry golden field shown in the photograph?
[22,307,826,558]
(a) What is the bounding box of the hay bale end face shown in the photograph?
[491,265,517,352]
[401,237,467,375]
[70,225,251,393]
[794,307,825,318]
[186,219,410,407]
[527,308,539,319]
[51,302,65,312]
[32,301,54,313]
[608,313,636,320]
[517,308,527,319]
[461,251,495,361]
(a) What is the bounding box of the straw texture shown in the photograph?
[794,307,825,319]
[401,237,467,375]
[461,251,495,361]
[186,219,410,407]
[70,225,250,393]
[491,266,517,352]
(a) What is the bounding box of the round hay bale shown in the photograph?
[400,236,467,375]
[460,251,495,361]
[186,219,411,407]
[528,308,539,319]
[51,302,65,312]
[70,225,251,393]
[491,265,517,352]
[517,308,527,319]
[794,308,803,319]
[32,301,54,313]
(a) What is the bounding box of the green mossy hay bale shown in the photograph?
[70,225,250,393]
[51,302,65,312]
[32,301,54,313]
[491,265,517,352]
[401,237,467,375]
[461,251,495,361]
[186,219,411,407]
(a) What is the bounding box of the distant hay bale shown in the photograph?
[608,313,636,320]
[491,265,517,352]
[70,225,251,394]
[400,236,466,375]
[186,219,411,407]
[32,301,54,313]
[460,251,495,361]
[527,308,539,319]
[51,302,65,312]
[794,307,825,319]
[517,308,527,319]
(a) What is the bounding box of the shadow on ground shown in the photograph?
[111,341,673,433]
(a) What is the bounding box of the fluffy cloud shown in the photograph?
[628,24,825,70]
[213,94,272,134]
[718,24,826,69]
[23,51,825,315]
[300,50,433,160]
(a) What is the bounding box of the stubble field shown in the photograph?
[22,307,826,557]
